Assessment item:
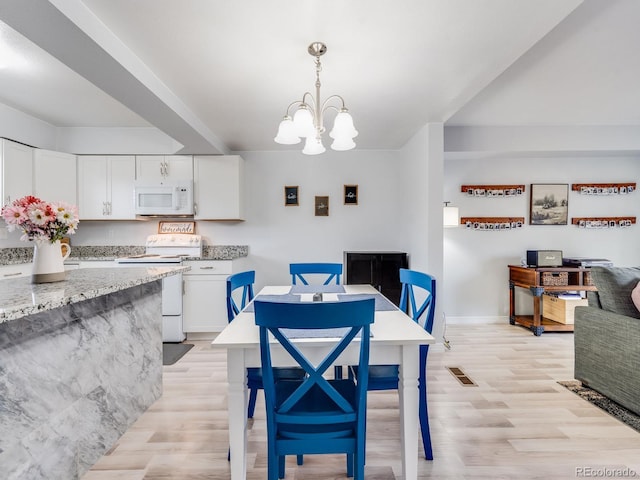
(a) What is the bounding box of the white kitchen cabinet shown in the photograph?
[78,155,136,220]
[33,149,77,205]
[1,139,33,206]
[182,260,232,334]
[135,155,193,183]
[193,155,244,220]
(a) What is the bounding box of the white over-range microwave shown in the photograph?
[134,181,194,216]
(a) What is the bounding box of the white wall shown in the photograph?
[0,103,57,149]
[444,155,640,324]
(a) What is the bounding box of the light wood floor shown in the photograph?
[83,324,640,479]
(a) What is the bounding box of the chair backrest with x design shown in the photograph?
[226,270,256,323]
[399,268,436,334]
[289,262,343,285]
[254,298,374,480]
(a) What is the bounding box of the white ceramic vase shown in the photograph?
[32,239,71,284]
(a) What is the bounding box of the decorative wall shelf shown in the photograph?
[461,184,525,197]
[461,217,525,230]
[571,183,636,194]
[571,217,636,228]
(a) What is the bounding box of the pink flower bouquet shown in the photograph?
[1,195,79,243]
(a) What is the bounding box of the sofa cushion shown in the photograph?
[590,266,640,319]
[632,281,640,313]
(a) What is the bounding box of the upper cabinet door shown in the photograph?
[109,156,136,219]
[78,155,136,220]
[33,149,77,205]
[78,155,109,219]
[135,155,193,184]
[193,155,244,220]
[1,139,33,206]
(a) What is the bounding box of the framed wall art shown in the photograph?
[529,184,569,225]
[314,196,329,216]
[344,185,358,205]
[284,186,299,206]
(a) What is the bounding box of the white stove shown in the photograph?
[116,234,202,342]
[117,234,203,264]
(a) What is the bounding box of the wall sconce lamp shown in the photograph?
[443,201,459,228]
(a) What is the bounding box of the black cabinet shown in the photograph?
[343,251,408,306]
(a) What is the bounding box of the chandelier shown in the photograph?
[274,42,358,155]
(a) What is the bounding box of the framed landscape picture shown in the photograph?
[284,186,299,206]
[529,184,569,225]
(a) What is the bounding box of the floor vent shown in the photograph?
[447,366,477,386]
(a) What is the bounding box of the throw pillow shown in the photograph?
[632,280,640,314]
[590,266,640,319]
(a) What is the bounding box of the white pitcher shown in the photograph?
[32,239,71,284]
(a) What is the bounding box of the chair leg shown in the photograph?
[419,378,433,460]
[346,453,354,478]
[278,455,285,479]
[297,454,303,465]
[247,387,258,418]
[334,365,343,379]
[355,439,366,479]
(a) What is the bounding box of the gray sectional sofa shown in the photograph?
[574,266,640,416]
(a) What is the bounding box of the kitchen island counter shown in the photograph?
[0,266,183,480]
[0,265,188,324]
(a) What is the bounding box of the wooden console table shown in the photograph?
[508,265,597,336]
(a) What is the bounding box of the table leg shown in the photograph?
[530,286,544,336]
[227,349,248,480]
[398,345,420,480]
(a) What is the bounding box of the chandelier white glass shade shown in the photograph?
[274,42,358,155]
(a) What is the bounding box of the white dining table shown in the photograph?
[211,284,435,480]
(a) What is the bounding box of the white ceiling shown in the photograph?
[0,0,638,154]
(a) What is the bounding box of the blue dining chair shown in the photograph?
[289,262,343,285]
[226,271,304,419]
[254,298,374,480]
[349,268,435,460]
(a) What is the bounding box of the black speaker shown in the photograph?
[526,250,563,267]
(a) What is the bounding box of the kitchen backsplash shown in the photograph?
[0,245,248,265]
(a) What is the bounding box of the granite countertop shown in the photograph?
[0,266,188,324]
[0,245,249,265]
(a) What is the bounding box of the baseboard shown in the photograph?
[444,315,507,325]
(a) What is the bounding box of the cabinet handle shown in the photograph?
[199,266,215,270]
[3,272,22,277]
